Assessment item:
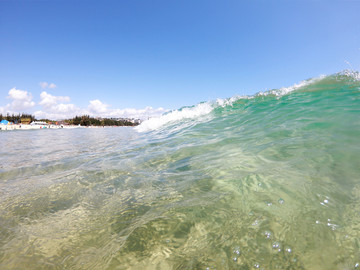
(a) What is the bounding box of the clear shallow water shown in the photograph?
[1,71,360,269]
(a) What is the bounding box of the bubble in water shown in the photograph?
[272,241,280,248]
[278,198,285,204]
[266,202,272,206]
[285,247,292,253]
[272,241,281,252]
[233,247,240,255]
[320,198,329,206]
[355,262,359,268]
[326,221,338,230]
[315,220,320,224]
[264,230,272,239]
[232,257,238,262]
[254,263,260,268]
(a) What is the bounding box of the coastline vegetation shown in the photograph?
[0,113,139,126]
[67,115,138,126]
[0,113,36,123]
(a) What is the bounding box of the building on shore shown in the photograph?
[21,118,31,124]
[110,117,142,124]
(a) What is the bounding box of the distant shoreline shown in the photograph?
[0,124,134,131]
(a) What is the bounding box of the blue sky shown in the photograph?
[1,0,359,119]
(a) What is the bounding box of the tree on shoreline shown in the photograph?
[67,115,138,126]
[0,113,35,123]
[0,113,139,126]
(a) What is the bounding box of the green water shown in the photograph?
[0,71,360,269]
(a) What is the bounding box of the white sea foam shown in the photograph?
[215,95,246,107]
[341,69,360,81]
[256,75,326,97]
[135,102,214,132]
[216,75,328,107]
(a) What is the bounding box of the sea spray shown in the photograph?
[135,102,214,132]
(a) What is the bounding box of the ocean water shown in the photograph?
[1,71,360,270]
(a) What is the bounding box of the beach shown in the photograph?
[0,124,130,131]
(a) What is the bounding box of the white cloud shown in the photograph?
[111,106,167,120]
[6,88,35,111]
[1,87,167,121]
[35,91,80,119]
[39,82,57,89]
[39,91,70,107]
[39,82,48,89]
[86,99,166,120]
[85,99,167,120]
[88,99,109,114]
[33,106,79,120]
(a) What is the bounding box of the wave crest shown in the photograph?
[135,102,214,132]
[136,70,359,132]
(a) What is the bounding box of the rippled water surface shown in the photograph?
[1,72,360,270]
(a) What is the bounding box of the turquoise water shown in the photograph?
[1,71,360,269]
